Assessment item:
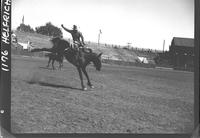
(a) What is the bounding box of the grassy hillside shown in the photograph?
[14,31,52,48]
[14,31,157,63]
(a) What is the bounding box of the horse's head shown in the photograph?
[92,53,102,71]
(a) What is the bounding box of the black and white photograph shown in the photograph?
[10,0,195,134]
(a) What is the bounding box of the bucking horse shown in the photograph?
[31,37,102,90]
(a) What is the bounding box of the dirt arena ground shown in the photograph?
[11,55,194,133]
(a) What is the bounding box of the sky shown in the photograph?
[12,0,194,50]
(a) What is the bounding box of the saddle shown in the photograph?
[72,42,92,53]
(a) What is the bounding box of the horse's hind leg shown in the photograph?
[59,62,62,70]
[77,67,87,91]
[47,58,51,67]
[58,58,63,70]
[52,59,55,70]
[82,68,94,88]
[61,62,63,68]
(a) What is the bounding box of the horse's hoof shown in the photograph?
[90,85,94,89]
[82,87,87,91]
[87,83,94,88]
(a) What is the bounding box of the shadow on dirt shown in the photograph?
[39,66,54,70]
[27,81,82,90]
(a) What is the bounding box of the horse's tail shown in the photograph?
[31,48,53,53]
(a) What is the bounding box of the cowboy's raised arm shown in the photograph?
[61,24,72,33]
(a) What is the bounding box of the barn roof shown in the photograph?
[172,37,194,48]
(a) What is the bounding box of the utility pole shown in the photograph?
[163,40,165,53]
[98,29,102,46]
[22,15,24,24]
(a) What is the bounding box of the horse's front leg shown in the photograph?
[77,67,87,91]
[82,68,94,88]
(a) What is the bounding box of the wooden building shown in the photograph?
[169,37,194,71]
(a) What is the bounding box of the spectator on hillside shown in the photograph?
[11,31,18,43]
